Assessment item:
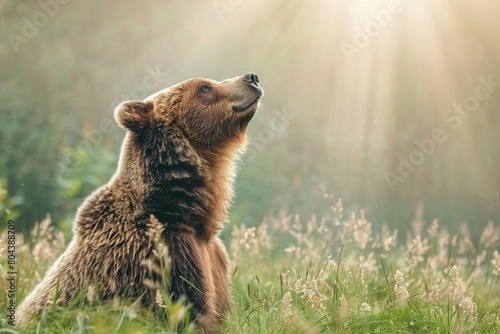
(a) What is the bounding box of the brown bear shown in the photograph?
[16,72,263,333]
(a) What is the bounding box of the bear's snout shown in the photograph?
[231,73,262,113]
[243,72,259,87]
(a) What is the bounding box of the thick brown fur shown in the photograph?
[16,73,263,333]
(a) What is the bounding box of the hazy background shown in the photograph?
[1,0,499,240]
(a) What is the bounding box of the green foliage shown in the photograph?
[0,177,21,222]
[54,137,119,234]
[5,303,195,334]
[2,210,499,333]
[0,84,60,230]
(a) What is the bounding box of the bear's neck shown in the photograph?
[114,131,242,240]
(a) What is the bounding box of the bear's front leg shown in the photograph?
[166,232,221,333]
[16,241,81,327]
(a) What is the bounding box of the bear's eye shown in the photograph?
[200,84,212,93]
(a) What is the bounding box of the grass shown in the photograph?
[1,199,499,333]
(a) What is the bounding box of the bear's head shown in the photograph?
[114,73,263,154]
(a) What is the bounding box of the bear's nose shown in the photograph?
[243,72,259,86]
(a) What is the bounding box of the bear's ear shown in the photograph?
[114,100,154,131]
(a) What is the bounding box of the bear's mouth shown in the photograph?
[232,96,260,112]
